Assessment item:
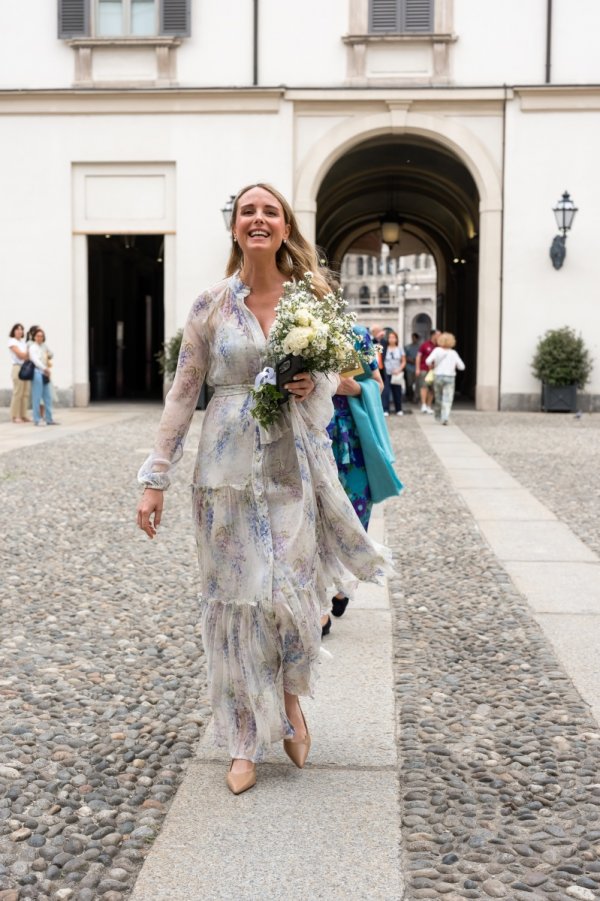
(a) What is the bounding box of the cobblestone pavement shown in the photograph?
[0,415,210,900]
[2,410,600,900]
[386,414,600,901]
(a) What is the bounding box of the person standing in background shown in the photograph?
[8,323,30,423]
[381,331,405,417]
[426,332,465,425]
[29,328,58,426]
[403,332,420,404]
[415,329,440,414]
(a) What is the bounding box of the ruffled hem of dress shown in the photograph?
[199,588,321,762]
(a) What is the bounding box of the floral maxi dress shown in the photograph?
[139,275,394,761]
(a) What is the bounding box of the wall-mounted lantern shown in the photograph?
[221,195,236,230]
[550,191,577,270]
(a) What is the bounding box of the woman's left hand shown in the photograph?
[285,372,315,402]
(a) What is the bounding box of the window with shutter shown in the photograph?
[58,0,89,37]
[369,0,400,32]
[403,0,433,32]
[369,0,433,33]
[160,0,190,37]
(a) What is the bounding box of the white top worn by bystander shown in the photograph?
[426,347,465,376]
[28,342,49,372]
[8,338,26,365]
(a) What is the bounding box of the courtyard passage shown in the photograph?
[0,408,599,900]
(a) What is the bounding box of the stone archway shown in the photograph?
[294,111,502,410]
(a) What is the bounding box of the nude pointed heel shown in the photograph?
[284,708,311,769]
[226,761,256,795]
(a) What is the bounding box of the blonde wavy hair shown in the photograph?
[225,183,333,299]
[437,332,457,349]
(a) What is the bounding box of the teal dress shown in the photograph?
[326,331,380,530]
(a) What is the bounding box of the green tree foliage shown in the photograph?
[531,326,592,387]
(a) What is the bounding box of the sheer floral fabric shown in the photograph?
[139,275,394,761]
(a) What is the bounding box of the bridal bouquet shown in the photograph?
[251,272,357,427]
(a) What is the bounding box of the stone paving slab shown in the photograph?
[477,520,598,562]
[196,609,397,770]
[504,561,600,615]
[435,455,504,470]
[445,467,522,489]
[129,764,402,901]
[535,614,600,725]
[459,488,557,521]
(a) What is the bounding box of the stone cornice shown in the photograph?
[515,85,600,111]
[0,88,285,115]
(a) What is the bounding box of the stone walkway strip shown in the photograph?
[417,415,600,728]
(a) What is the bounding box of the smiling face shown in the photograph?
[34,329,45,344]
[233,187,290,260]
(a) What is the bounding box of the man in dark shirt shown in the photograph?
[403,332,420,404]
[415,329,440,413]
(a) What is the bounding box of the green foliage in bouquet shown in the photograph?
[249,383,284,428]
[531,326,592,387]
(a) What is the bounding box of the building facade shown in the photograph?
[1,0,599,409]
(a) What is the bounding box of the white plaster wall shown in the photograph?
[501,103,600,397]
[0,105,294,396]
[0,0,73,88]
[177,0,253,86]
[452,0,546,86]
[552,0,600,84]
[259,0,348,86]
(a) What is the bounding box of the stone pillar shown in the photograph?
[475,207,502,411]
[73,234,90,407]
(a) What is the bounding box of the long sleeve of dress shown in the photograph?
[295,372,338,434]
[138,293,211,489]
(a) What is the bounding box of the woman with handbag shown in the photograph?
[381,330,406,416]
[29,328,58,426]
[8,323,31,423]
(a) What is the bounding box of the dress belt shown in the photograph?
[212,384,254,397]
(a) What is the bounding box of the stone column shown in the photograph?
[72,234,90,407]
[476,207,502,411]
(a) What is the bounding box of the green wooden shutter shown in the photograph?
[403,0,433,32]
[160,0,191,36]
[369,0,401,33]
[58,0,89,38]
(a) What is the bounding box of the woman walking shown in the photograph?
[8,323,30,423]
[136,184,392,795]
[426,331,465,425]
[323,326,402,634]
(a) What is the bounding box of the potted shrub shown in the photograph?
[156,328,183,381]
[156,329,213,409]
[531,326,592,412]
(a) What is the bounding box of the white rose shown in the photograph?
[283,326,315,355]
[295,307,311,327]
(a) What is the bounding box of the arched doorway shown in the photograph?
[316,136,479,399]
[294,112,502,410]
